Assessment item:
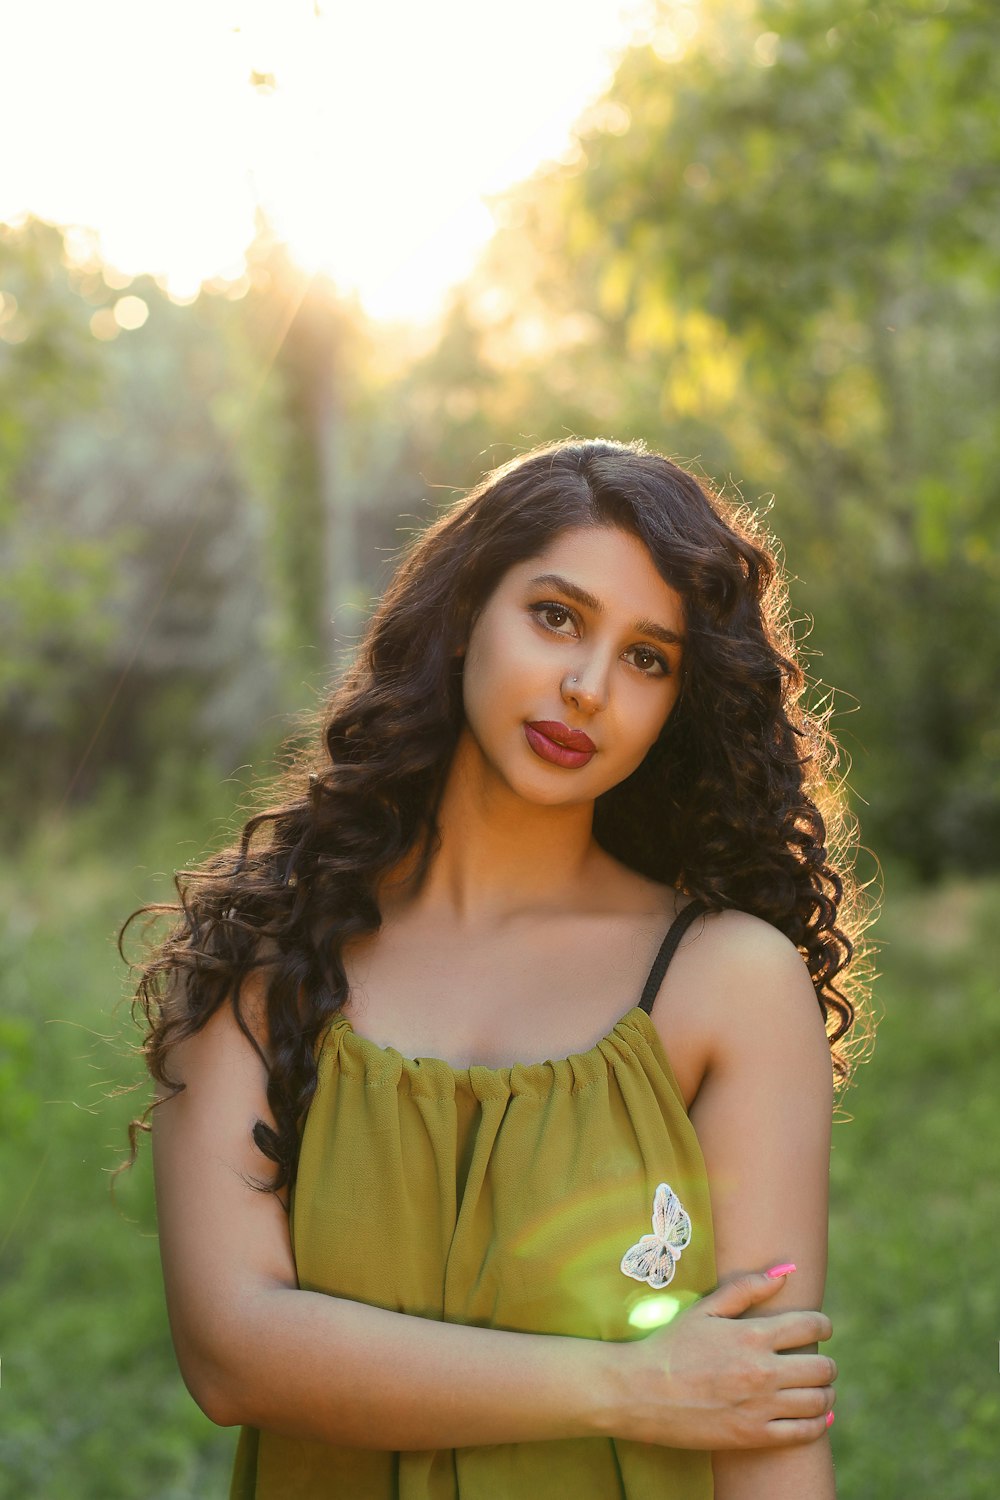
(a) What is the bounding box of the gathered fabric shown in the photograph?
[231,993,717,1499]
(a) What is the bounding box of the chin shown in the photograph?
[521,763,626,807]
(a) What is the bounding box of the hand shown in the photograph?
[613,1268,836,1450]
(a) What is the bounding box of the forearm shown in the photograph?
[712,1434,836,1499]
[199,1283,625,1449]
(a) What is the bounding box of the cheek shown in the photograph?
[464,616,541,702]
[461,629,512,730]
[621,688,677,761]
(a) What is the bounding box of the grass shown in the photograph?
[0,787,240,1500]
[825,870,1000,1496]
[1,791,997,1498]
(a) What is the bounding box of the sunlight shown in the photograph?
[650,0,702,61]
[0,0,666,324]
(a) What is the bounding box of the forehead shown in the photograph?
[506,525,684,624]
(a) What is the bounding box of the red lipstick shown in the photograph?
[524,720,596,769]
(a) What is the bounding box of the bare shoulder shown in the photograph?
[711,901,811,967]
[649,905,828,1109]
[153,965,286,1218]
[157,964,274,1095]
[675,904,816,992]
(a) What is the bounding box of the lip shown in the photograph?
[524,720,596,769]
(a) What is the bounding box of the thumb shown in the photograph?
[701,1264,797,1319]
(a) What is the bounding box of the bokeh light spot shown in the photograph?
[89,308,120,341]
[103,264,133,290]
[753,32,780,67]
[113,295,149,330]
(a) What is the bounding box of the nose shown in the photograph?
[561,661,608,714]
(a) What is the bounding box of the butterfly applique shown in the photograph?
[620,1182,692,1289]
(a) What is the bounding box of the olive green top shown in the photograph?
[231,919,717,1498]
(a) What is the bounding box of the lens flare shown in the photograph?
[627,1289,699,1331]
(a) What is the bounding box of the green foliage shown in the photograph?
[0,803,996,1496]
[0,219,103,492]
[826,863,1000,1494]
[0,220,125,748]
[0,792,246,1499]
[0,217,430,845]
[0,219,293,832]
[0,1015,38,1136]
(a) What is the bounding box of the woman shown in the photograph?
[122,437,872,1498]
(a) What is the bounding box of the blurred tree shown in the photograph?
[0,219,285,826]
[0,215,435,832]
[239,233,417,670]
[0,219,119,761]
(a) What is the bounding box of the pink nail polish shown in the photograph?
[826,1411,835,1429]
[765,1262,797,1278]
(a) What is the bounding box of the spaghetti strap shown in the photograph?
[637,899,709,1015]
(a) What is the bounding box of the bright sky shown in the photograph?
[0,0,681,325]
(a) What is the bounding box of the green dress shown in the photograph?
[231,903,717,1498]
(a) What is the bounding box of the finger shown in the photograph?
[770,1384,836,1420]
[701,1269,794,1319]
[766,1310,834,1349]
[769,1352,838,1389]
[763,1411,836,1447]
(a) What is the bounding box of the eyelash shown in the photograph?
[529,602,671,678]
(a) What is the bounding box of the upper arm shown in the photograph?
[661,913,837,1495]
[151,973,298,1424]
[659,910,834,1320]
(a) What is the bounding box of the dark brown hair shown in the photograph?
[119,437,875,1196]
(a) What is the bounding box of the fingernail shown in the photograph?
[826,1411,835,1428]
[765,1262,797,1278]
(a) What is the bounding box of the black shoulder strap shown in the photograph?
[637,899,708,1015]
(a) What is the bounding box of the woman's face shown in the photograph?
[461,525,686,805]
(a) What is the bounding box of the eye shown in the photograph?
[529,601,578,636]
[624,645,671,678]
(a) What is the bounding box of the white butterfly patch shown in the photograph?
[620,1182,692,1289]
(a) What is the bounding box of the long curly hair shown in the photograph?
[119,436,876,1198]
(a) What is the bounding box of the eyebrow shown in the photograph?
[527,573,685,649]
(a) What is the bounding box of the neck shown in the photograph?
[379,727,602,929]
